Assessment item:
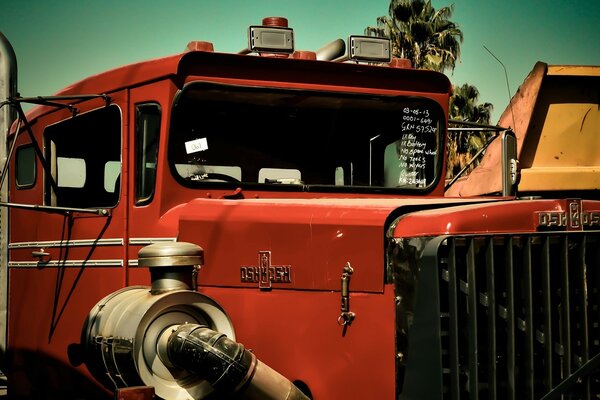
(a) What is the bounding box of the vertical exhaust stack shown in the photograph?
[81,242,310,399]
[0,31,17,371]
[316,39,346,61]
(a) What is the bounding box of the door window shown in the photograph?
[135,103,160,205]
[44,105,122,208]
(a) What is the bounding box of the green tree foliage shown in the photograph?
[447,84,494,179]
[366,0,495,179]
[450,84,493,124]
[365,0,463,72]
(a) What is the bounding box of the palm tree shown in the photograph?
[447,83,494,178]
[365,0,463,72]
[366,1,492,179]
[450,83,493,124]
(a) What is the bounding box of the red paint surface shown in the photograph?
[393,198,600,237]
[198,284,397,399]
[3,34,467,398]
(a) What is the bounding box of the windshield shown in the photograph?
[169,83,444,192]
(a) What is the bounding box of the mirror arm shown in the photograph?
[445,133,498,191]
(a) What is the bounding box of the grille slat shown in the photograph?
[542,236,553,392]
[560,235,572,381]
[485,237,497,400]
[506,236,517,400]
[448,239,461,400]
[523,237,535,400]
[467,239,479,400]
[577,235,591,400]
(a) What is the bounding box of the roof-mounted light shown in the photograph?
[348,36,391,63]
[248,17,294,54]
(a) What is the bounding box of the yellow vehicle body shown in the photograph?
[448,62,600,197]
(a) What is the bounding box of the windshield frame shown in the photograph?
[168,81,446,194]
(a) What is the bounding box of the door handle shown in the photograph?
[32,249,51,262]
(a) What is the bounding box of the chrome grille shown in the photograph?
[435,234,600,400]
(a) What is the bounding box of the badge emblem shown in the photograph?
[536,199,599,230]
[240,251,292,290]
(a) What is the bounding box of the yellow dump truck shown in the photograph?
[447,61,600,198]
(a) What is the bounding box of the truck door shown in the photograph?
[7,92,129,391]
[126,81,178,284]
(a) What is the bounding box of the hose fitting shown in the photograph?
[167,324,255,393]
[166,324,309,400]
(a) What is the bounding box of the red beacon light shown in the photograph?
[388,57,413,69]
[185,41,215,52]
[292,50,317,60]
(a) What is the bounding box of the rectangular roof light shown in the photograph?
[348,36,391,63]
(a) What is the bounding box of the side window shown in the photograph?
[44,106,121,208]
[135,103,160,205]
[15,144,36,188]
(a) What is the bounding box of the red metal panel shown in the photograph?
[393,198,600,237]
[7,93,130,396]
[178,198,396,292]
[199,284,397,399]
[7,267,121,398]
[179,198,505,292]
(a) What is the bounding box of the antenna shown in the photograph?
[483,45,516,130]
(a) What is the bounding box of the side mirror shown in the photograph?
[501,130,519,196]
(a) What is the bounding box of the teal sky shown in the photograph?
[2,0,599,123]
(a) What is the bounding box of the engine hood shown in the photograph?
[392,198,600,237]
[177,197,497,292]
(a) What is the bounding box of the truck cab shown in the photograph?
[2,18,599,400]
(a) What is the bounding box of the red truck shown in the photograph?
[1,18,598,400]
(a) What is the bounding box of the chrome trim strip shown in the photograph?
[8,259,124,268]
[129,259,139,267]
[8,238,124,249]
[129,237,176,245]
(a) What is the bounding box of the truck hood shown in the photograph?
[177,197,498,292]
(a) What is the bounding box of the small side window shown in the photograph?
[16,145,36,188]
[135,103,161,205]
